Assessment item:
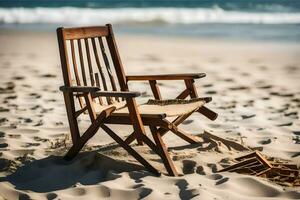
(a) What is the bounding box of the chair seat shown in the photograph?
[94,98,208,117]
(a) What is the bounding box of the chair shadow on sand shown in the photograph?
[0,150,145,193]
[0,131,249,194]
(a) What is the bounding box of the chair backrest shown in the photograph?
[57,24,128,105]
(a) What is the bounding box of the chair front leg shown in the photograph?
[64,106,116,160]
[126,98,146,145]
[63,92,80,144]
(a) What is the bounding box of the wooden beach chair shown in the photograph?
[57,24,218,176]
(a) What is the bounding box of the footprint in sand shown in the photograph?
[292,152,300,157]
[29,93,41,99]
[34,120,43,126]
[257,85,273,89]
[292,131,300,136]
[292,136,300,144]
[0,143,8,148]
[12,76,25,80]
[40,74,57,78]
[8,134,21,139]
[207,173,223,180]
[276,122,293,127]
[0,158,15,172]
[203,84,213,88]
[182,160,196,174]
[222,78,234,82]
[5,95,17,100]
[19,193,31,200]
[284,111,297,117]
[241,114,256,120]
[0,132,5,138]
[229,86,249,91]
[0,118,8,124]
[270,92,294,97]
[18,117,33,123]
[0,107,9,112]
[258,138,271,145]
[205,90,217,95]
[22,143,40,148]
[33,136,48,142]
[215,177,230,185]
[46,193,58,200]
[182,120,193,125]
[207,163,217,173]
[195,166,206,175]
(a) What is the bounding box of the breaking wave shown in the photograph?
[1,7,300,25]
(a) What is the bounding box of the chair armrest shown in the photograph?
[126,73,206,81]
[59,86,100,93]
[91,91,141,98]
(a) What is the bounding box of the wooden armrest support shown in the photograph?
[126,73,206,81]
[59,86,100,93]
[91,91,141,98]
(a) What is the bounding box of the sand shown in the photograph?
[0,29,299,199]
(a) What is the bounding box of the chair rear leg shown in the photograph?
[198,106,218,121]
[150,126,178,176]
[101,124,160,176]
[184,79,218,121]
[169,127,199,144]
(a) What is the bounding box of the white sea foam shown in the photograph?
[0,7,300,25]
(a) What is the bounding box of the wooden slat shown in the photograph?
[77,39,87,86]
[106,24,128,91]
[95,73,104,105]
[63,26,109,40]
[91,38,108,89]
[70,40,81,86]
[70,39,84,107]
[84,38,95,86]
[255,151,273,169]
[218,158,258,172]
[90,37,111,104]
[98,37,118,98]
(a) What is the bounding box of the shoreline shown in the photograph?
[1,24,300,44]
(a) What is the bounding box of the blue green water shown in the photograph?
[0,0,300,42]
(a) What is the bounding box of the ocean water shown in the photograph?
[0,0,300,42]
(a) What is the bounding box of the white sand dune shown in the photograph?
[0,30,299,199]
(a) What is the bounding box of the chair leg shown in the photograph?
[101,124,160,176]
[150,126,178,176]
[124,131,136,145]
[197,106,218,121]
[169,127,199,144]
[64,123,100,160]
[64,107,115,161]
